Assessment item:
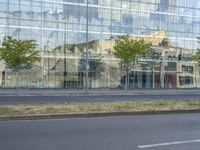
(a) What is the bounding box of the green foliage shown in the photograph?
[193,49,200,63]
[193,37,200,63]
[113,35,152,65]
[148,48,161,60]
[79,52,104,77]
[0,36,40,70]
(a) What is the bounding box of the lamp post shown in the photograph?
[63,17,67,89]
[160,58,165,88]
[85,0,89,93]
[46,40,50,87]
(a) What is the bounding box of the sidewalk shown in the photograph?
[0,88,200,96]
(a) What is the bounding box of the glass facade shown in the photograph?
[0,0,200,89]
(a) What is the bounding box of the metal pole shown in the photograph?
[160,58,164,88]
[42,45,44,88]
[152,67,155,88]
[63,17,67,89]
[85,0,89,93]
[47,40,49,87]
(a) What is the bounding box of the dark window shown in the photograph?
[179,76,193,85]
[182,65,193,73]
[165,62,176,71]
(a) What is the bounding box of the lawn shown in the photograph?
[1,101,200,117]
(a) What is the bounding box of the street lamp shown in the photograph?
[46,40,50,87]
[85,0,89,93]
[63,16,67,89]
[160,57,165,88]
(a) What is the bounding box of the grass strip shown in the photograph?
[1,101,200,117]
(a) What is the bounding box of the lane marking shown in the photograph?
[138,139,200,149]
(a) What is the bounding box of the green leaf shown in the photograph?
[113,35,152,65]
[0,36,39,69]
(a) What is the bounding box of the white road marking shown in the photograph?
[138,139,200,149]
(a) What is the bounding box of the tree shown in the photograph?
[193,49,200,63]
[193,37,200,63]
[79,50,104,88]
[192,37,200,87]
[0,36,40,88]
[113,35,152,90]
[148,48,161,88]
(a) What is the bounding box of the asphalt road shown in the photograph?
[0,94,200,105]
[1,114,200,150]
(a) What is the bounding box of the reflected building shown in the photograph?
[0,0,200,89]
[151,0,177,22]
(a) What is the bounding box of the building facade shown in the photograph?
[0,0,200,89]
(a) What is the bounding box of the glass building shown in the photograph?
[0,0,200,89]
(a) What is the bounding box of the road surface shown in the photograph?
[1,114,200,150]
[0,94,200,105]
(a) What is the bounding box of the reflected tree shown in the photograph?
[0,36,39,88]
[192,37,200,87]
[79,50,104,79]
[147,48,161,88]
[193,37,200,63]
[113,35,152,90]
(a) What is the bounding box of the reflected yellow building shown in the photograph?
[1,30,199,89]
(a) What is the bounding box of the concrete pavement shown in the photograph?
[1,114,200,150]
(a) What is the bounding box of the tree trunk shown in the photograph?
[152,68,155,89]
[2,70,5,87]
[137,70,140,89]
[125,66,129,90]
[160,60,164,88]
[16,70,19,89]
[127,67,130,89]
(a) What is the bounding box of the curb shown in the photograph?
[1,92,200,97]
[1,109,200,121]
[0,89,200,96]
